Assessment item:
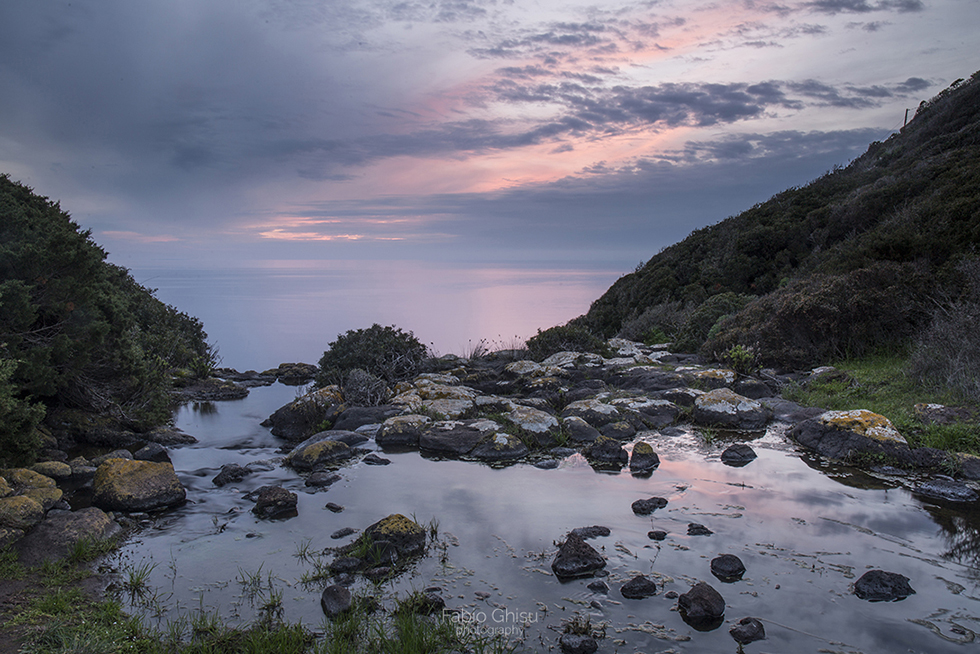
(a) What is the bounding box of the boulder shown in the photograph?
[376,415,431,448]
[562,416,600,444]
[333,405,403,432]
[551,533,606,579]
[693,388,772,430]
[559,633,597,654]
[142,425,198,446]
[134,442,170,463]
[320,584,352,618]
[470,433,529,461]
[585,436,628,466]
[250,486,298,520]
[729,617,766,645]
[212,463,251,487]
[621,574,659,599]
[600,421,636,440]
[15,507,119,566]
[629,442,660,473]
[677,581,725,623]
[284,432,355,470]
[362,514,426,558]
[790,409,910,462]
[710,554,746,582]
[720,443,757,467]
[611,398,680,428]
[561,399,622,428]
[92,459,186,512]
[362,453,391,465]
[275,362,318,385]
[853,570,915,602]
[419,420,493,457]
[570,526,610,539]
[507,405,560,437]
[31,461,72,480]
[631,497,668,515]
[263,387,344,442]
[0,495,45,531]
[688,523,713,536]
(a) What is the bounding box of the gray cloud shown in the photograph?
[804,0,924,14]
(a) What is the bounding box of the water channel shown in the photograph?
[112,382,980,653]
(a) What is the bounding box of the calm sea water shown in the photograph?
[130,260,623,372]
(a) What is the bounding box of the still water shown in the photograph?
[130,260,622,371]
[113,383,980,653]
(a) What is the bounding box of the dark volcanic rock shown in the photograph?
[571,525,611,539]
[212,463,251,487]
[621,574,658,599]
[688,523,713,536]
[320,584,352,617]
[790,409,909,462]
[914,478,979,503]
[551,533,606,579]
[629,442,660,473]
[558,633,598,654]
[648,530,668,541]
[854,570,915,602]
[250,486,298,520]
[333,405,403,432]
[720,443,757,467]
[729,617,766,645]
[585,436,628,466]
[678,581,725,624]
[631,497,668,515]
[710,554,746,582]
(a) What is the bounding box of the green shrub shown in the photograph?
[721,344,759,376]
[525,325,609,361]
[0,358,44,467]
[315,324,429,388]
[672,292,752,353]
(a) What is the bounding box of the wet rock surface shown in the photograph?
[710,554,746,582]
[854,570,915,602]
[631,496,668,515]
[730,616,766,644]
[678,581,726,623]
[552,533,606,579]
[621,574,659,599]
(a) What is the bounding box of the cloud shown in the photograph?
[804,0,924,14]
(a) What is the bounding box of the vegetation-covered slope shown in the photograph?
[0,175,213,465]
[575,70,980,371]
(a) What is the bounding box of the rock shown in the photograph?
[275,362,318,386]
[212,463,251,487]
[621,574,659,599]
[250,486,298,520]
[470,433,529,461]
[558,633,598,654]
[721,443,757,467]
[534,459,559,470]
[142,425,198,446]
[329,556,363,575]
[562,416,600,444]
[678,581,725,622]
[134,442,170,463]
[629,442,660,473]
[325,502,344,513]
[692,368,736,389]
[321,584,352,617]
[14,507,119,566]
[561,399,622,428]
[376,415,430,448]
[551,532,606,579]
[284,432,354,470]
[790,409,909,463]
[306,472,342,487]
[914,402,976,425]
[631,497,668,515]
[607,368,689,394]
[729,617,766,645]
[571,526,611,539]
[600,421,636,440]
[362,453,391,466]
[955,453,980,480]
[587,580,609,593]
[611,397,681,428]
[333,406,403,432]
[176,378,249,402]
[688,523,713,536]
[24,486,63,510]
[693,388,772,430]
[853,570,915,602]
[648,530,668,541]
[0,495,45,530]
[331,527,357,539]
[30,461,72,480]
[507,405,560,438]
[419,420,492,457]
[92,459,186,512]
[362,514,426,558]
[914,478,979,503]
[734,378,773,399]
[710,554,746,582]
[585,436,628,466]
[264,387,344,442]
[90,449,134,467]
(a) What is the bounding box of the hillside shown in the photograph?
[0,175,214,465]
[575,70,980,370]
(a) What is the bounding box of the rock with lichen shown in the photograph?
[92,459,186,512]
[693,388,772,430]
[791,409,910,462]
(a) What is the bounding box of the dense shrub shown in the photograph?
[0,175,212,463]
[0,358,45,467]
[315,324,429,388]
[617,300,691,344]
[672,292,753,353]
[342,368,390,406]
[525,325,609,361]
[704,262,934,369]
[909,258,980,402]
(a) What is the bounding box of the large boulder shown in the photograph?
[470,433,529,461]
[92,459,186,512]
[376,415,431,448]
[15,507,120,566]
[262,387,344,442]
[790,409,910,462]
[284,432,355,470]
[551,532,606,579]
[693,388,772,430]
[420,420,495,457]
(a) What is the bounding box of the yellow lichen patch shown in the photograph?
[32,461,72,480]
[820,409,906,444]
[0,495,45,530]
[93,459,184,507]
[633,441,654,456]
[371,513,424,537]
[0,477,12,498]
[24,486,63,510]
[1,468,57,490]
[287,439,350,469]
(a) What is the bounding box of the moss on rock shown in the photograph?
[92,459,186,512]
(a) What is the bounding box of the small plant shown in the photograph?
[122,560,157,603]
[721,344,759,376]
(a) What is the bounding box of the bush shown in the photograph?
[342,368,390,406]
[525,325,609,361]
[617,300,690,344]
[672,292,753,353]
[0,358,44,466]
[704,262,934,369]
[909,258,980,402]
[315,324,429,388]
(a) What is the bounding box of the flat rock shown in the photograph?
[914,478,979,503]
[854,570,915,602]
[693,388,772,430]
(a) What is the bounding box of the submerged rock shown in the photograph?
[321,584,352,618]
[212,463,251,487]
[552,532,606,579]
[914,478,979,503]
[559,633,597,654]
[710,554,746,582]
[854,570,915,601]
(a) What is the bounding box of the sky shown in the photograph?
[1,0,978,272]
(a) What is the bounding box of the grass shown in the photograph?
[782,353,980,454]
